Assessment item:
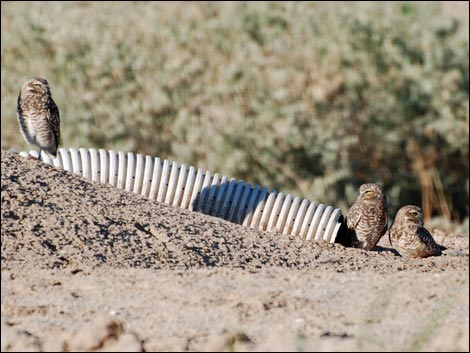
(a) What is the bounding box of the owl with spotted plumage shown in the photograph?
[346,183,389,250]
[17,77,60,159]
[389,205,442,258]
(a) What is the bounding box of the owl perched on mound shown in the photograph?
[389,205,442,258]
[17,77,60,159]
[346,183,389,250]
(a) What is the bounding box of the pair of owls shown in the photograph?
[346,183,443,258]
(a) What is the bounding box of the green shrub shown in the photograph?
[1,2,468,224]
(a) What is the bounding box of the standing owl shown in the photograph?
[17,77,60,160]
[346,183,388,250]
[389,205,442,258]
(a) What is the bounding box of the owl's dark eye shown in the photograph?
[410,211,418,216]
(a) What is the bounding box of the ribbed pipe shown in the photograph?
[20,148,343,243]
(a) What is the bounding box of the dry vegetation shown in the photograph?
[1,1,468,229]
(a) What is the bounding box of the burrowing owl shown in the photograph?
[346,183,388,250]
[17,77,60,159]
[389,205,442,258]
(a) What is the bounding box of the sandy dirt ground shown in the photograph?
[1,151,469,351]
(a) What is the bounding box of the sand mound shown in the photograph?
[1,151,467,273]
[1,150,469,352]
[2,151,469,273]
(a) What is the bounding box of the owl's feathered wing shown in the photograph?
[345,203,361,247]
[346,202,362,229]
[16,91,30,143]
[48,98,60,156]
[415,226,442,257]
